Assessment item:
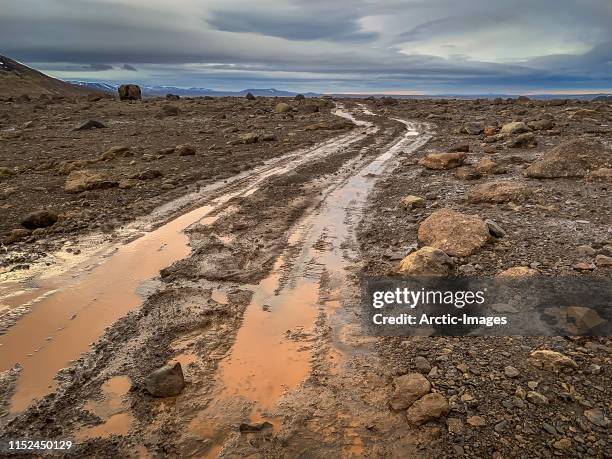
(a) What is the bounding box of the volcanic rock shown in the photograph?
[118,84,142,101]
[397,247,454,277]
[524,139,611,178]
[21,210,58,229]
[406,393,450,425]
[418,152,465,170]
[144,362,185,397]
[418,208,489,257]
[64,170,118,193]
[390,373,431,410]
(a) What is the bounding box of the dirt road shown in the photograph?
[0,97,610,458]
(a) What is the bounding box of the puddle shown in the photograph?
[190,116,429,454]
[76,375,133,440]
[0,107,373,414]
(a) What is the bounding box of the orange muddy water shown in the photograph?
[188,116,429,454]
[0,107,373,415]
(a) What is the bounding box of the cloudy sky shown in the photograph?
[2,0,612,94]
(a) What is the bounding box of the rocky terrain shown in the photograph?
[0,94,610,458]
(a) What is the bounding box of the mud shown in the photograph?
[0,97,610,458]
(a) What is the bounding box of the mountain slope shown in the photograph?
[0,55,101,98]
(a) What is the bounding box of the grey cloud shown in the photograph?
[85,63,114,71]
[1,0,611,93]
[122,64,138,71]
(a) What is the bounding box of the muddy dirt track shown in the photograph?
[0,96,611,458]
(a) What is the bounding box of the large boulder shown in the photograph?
[64,169,118,193]
[468,181,534,203]
[418,208,489,257]
[144,362,185,397]
[21,210,58,230]
[418,152,466,170]
[390,373,431,410]
[525,139,612,178]
[406,393,450,425]
[397,247,454,277]
[118,84,142,101]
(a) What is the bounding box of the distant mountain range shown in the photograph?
[68,81,321,98]
[67,81,612,101]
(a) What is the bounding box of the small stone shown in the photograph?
[467,415,487,427]
[446,418,464,435]
[21,210,58,230]
[529,350,577,371]
[485,219,506,238]
[397,246,454,277]
[575,245,596,257]
[274,102,292,113]
[413,356,432,374]
[573,262,595,271]
[526,391,548,405]
[73,119,106,131]
[454,166,482,180]
[583,408,610,428]
[542,423,557,435]
[389,373,431,410]
[419,152,465,170]
[496,266,538,278]
[400,195,426,210]
[464,122,484,135]
[552,438,572,450]
[500,121,529,135]
[468,181,534,204]
[144,362,185,397]
[504,366,520,378]
[175,144,196,156]
[406,393,449,425]
[595,255,612,267]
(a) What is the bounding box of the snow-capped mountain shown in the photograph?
[67,81,321,98]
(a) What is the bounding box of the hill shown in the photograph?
[0,55,101,98]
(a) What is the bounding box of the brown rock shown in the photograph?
[64,169,118,193]
[144,362,185,397]
[389,373,431,410]
[175,144,196,156]
[529,350,577,371]
[496,266,538,278]
[468,181,534,203]
[400,195,426,210]
[448,142,469,152]
[467,415,486,427]
[99,146,131,161]
[500,121,529,135]
[525,139,611,178]
[474,157,506,175]
[118,84,141,101]
[406,393,450,425]
[454,166,482,180]
[595,254,612,267]
[587,167,612,181]
[274,102,292,113]
[397,247,454,277]
[418,208,489,257]
[419,152,465,170]
[21,210,58,229]
[161,104,180,116]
